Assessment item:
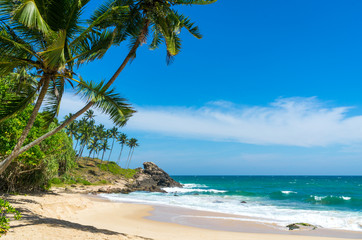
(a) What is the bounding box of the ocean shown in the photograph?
[100,176,362,232]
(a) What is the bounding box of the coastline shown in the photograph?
[2,191,361,240]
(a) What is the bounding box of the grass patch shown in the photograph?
[97,162,138,179]
[76,178,92,185]
[95,180,108,185]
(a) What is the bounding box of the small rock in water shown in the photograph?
[240,201,247,204]
[192,193,199,195]
[286,223,317,231]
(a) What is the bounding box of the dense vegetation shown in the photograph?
[0,78,76,192]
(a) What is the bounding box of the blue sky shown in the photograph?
[60,0,362,175]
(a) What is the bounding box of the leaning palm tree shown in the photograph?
[0,0,133,173]
[107,127,119,162]
[0,0,215,174]
[125,138,139,169]
[116,133,128,166]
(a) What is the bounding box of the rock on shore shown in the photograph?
[127,162,183,192]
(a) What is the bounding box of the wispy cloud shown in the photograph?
[59,94,362,147]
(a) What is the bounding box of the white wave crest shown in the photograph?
[163,187,226,194]
[182,183,208,188]
[281,191,297,195]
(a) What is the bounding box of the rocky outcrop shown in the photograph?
[127,162,182,192]
[59,162,182,195]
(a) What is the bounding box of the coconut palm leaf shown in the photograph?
[11,0,50,34]
[42,77,65,126]
[76,79,135,127]
[0,79,38,123]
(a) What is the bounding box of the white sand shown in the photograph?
[1,192,359,240]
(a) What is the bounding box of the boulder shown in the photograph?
[127,162,182,193]
[141,162,182,187]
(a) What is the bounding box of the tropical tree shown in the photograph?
[125,138,139,169]
[107,127,119,162]
[87,138,99,159]
[0,0,216,174]
[100,140,110,164]
[0,0,134,173]
[85,110,96,121]
[65,120,78,147]
[116,133,128,166]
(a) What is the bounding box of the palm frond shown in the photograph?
[0,80,38,123]
[12,0,50,34]
[42,77,64,127]
[39,29,66,69]
[149,25,163,50]
[170,11,202,39]
[68,30,115,66]
[76,78,135,127]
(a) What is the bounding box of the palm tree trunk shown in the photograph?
[127,148,135,169]
[0,22,150,174]
[108,138,115,162]
[117,144,124,165]
[0,78,50,174]
[101,150,106,163]
[125,147,132,169]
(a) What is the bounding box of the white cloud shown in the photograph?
[59,93,362,147]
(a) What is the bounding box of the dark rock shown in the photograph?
[240,201,247,204]
[71,184,76,188]
[141,162,182,188]
[127,162,182,193]
[286,223,317,231]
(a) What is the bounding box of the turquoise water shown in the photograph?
[101,176,362,231]
[173,176,362,212]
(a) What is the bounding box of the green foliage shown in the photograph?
[98,162,138,179]
[75,178,92,185]
[0,198,21,235]
[0,78,76,192]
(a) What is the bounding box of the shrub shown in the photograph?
[0,199,21,235]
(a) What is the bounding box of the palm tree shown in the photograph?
[100,140,110,164]
[107,127,119,162]
[77,122,94,161]
[125,138,139,169]
[85,110,96,121]
[0,0,215,174]
[0,0,134,173]
[65,120,78,147]
[87,138,99,159]
[116,133,128,166]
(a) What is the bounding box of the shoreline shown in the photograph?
[95,194,362,239]
[2,191,360,240]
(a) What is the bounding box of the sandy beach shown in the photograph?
[1,191,361,240]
